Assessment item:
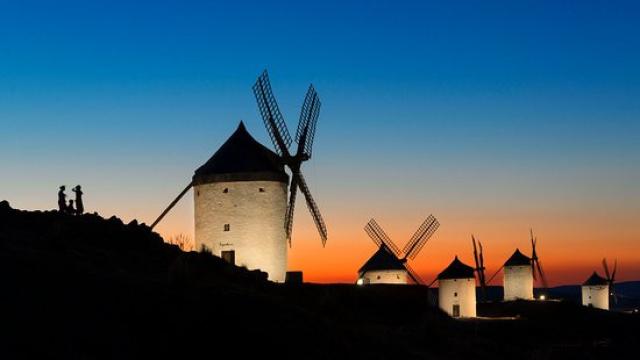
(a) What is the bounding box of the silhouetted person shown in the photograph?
[67,199,75,214]
[58,186,67,212]
[73,185,84,215]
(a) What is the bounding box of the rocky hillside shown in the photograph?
[0,200,638,359]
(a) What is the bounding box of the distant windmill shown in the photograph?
[602,257,618,304]
[486,229,549,301]
[530,229,549,293]
[436,256,477,318]
[471,235,487,301]
[253,70,327,246]
[357,216,439,285]
[581,258,617,310]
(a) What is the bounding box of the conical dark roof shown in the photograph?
[358,245,406,274]
[193,122,288,184]
[504,248,531,267]
[437,256,475,280]
[583,271,608,286]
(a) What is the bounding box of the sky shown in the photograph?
[1,0,639,285]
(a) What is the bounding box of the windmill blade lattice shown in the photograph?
[297,172,327,245]
[296,85,321,159]
[364,218,401,257]
[602,258,612,280]
[535,260,549,290]
[254,70,328,246]
[284,174,299,244]
[253,70,292,156]
[611,259,618,303]
[479,242,487,284]
[603,258,618,304]
[402,215,440,260]
[404,262,424,285]
[472,235,487,300]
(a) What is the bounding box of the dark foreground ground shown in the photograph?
[1,201,638,359]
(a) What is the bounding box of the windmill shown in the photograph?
[146,71,326,282]
[253,70,327,246]
[471,235,487,301]
[358,216,439,285]
[436,256,477,317]
[530,229,549,294]
[485,229,548,301]
[602,257,618,304]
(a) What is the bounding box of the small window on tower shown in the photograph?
[223,188,229,193]
[454,292,458,297]
[377,275,381,280]
[224,224,230,231]
[259,188,265,192]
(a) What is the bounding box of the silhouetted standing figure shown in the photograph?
[67,199,75,214]
[58,186,67,212]
[73,185,84,215]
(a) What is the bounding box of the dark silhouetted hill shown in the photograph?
[1,201,639,359]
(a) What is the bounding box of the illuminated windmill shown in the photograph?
[436,256,477,318]
[149,70,326,282]
[357,216,439,285]
[253,70,327,246]
[501,248,533,300]
[583,258,619,310]
[488,229,548,301]
[471,235,487,301]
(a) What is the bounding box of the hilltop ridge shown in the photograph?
[1,201,639,359]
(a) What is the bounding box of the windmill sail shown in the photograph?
[530,229,549,291]
[361,216,439,286]
[254,70,328,246]
[284,174,299,244]
[402,215,439,260]
[297,172,327,245]
[603,258,618,304]
[472,235,487,301]
[364,218,401,257]
[296,85,321,159]
[404,262,424,285]
[253,70,292,156]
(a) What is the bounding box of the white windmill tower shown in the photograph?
[149,70,327,282]
[582,258,617,310]
[501,230,548,301]
[191,122,289,281]
[436,256,477,318]
[357,216,439,285]
[502,248,533,300]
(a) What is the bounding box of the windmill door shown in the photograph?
[221,250,235,265]
[452,304,460,318]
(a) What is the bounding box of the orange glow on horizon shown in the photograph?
[151,197,640,287]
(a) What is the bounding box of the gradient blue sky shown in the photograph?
[1,1,639,283]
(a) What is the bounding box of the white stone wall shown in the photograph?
[503,265,534,300]
[361,270,409,284]
[582,285,609,310]
[438,278,476,318]
[194,180,288,282]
